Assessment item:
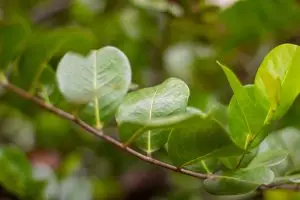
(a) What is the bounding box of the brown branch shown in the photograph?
[0,81,211,180]
[2,81,300,192]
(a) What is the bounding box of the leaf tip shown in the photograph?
[216,60,227,71]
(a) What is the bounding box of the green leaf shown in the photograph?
[248,150,288,169]
[219,148,258,170]
[275,173,300,184]
[258,127,300,176]
[15,28,97,91]
[0,20,30,70]
[116,78,189,153]
[255,43,300,119]
[220,0,300,49]
[219,62,269,149]
[184,158,219,174]
[167,108,243,166]
[0,146,32,197]
[228,85,271,149]
[57,46,131,126]
[39,66,61,104]
[203,167,274,195]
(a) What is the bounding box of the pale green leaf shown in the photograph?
[248,150,288,169]
[116,78,189,153]
[258,127,300,176]
[204,167,274,195]
[57,46,131,124]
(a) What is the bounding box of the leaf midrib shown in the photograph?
[147,88,158,154]
[93,51,97,93]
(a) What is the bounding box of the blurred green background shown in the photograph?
[1,0,300,199]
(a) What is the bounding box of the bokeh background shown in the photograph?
[1,0,300,199]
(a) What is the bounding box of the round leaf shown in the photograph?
[57,46,132,121]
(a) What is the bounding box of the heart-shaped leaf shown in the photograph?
[57,46,131,126]
[255,44,300,119]
[116,78,189,153]
[167,107,243,166]
[203,167,274,195]
[248,150,288,169]
[220,63,269,149]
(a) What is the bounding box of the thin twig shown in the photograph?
[0,81,211,180]
[2,81,300,191]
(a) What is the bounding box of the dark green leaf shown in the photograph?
[0,20,30,70]
[167,107,243,166]
[16,28,97,91]
[0,146,32,197]
[184,158,219,174]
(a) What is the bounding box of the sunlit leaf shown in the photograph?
[255,44,300,119]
